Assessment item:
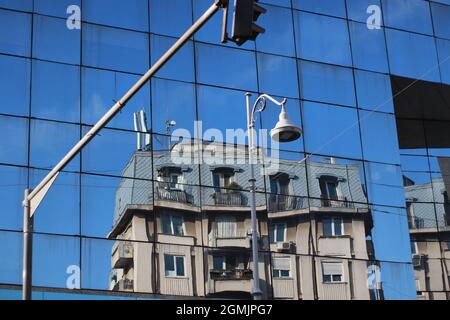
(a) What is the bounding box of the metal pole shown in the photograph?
[246,93,263,300]
[22,189,32,300]
[25,1,222,206]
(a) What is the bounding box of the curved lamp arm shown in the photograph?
[249,93,288,128]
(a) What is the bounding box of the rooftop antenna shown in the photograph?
[133,110,151,151]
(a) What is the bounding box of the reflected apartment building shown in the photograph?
[404,157,450,300]
[108,140,376,299]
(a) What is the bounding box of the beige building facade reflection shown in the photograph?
[108,141,377,299]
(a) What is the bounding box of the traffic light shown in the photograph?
[231,0,266,46]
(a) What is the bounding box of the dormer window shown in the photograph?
[212,168,235,193]
[269,173,291,195]
[319,176,338,200]
[158,167,183,190]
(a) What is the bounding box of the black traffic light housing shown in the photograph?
[231,0,266,46]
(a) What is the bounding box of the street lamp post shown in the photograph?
[245,92,302,300]
[20,0,229,300]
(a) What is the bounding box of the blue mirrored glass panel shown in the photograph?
[81,174,141,238]
[0,0,32,11]
[0,115,28,166]
[257,53,299,98]
[83,23,149,74]
[33,15,80,64]
[431,3,450,40]
[31,169,80,235]
[294,11,352,67]
[29,119,80,172]
[386,29,440,82]
[32,60,80,122]
[0,9,31,56]
[261,0,291,7]
[81,67,150,131]
[371,206,412,263]
[349,21,389,73]
[197,85,249,144]
[355,70,393,113]
[359,110,400,164]
[299,61,356,107]
[195,43,257,92]
[378,261,416,300]
[436,38,450,85]
[150,35,195,83]
[365,162,405,207]
[255,4,295,57]
[347,0,381,24]
[83,0,148,32]
[382,0,433,35]
[81,127,141,178]
[32,234,80,289]
[0,165,27,230]
[0,231,22,285]
[81,238,117,290]
[433,0,450,4]
[303,101,362,159]
[150,0,192,38]
[34,0,81,18]
[292,0,346,18]
[0,55,30,117]
[151,78,196,137]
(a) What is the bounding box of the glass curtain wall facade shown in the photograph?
[0,0,449,300]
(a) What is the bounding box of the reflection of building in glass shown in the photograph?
[108,141,376,299]
[404,157,450,300]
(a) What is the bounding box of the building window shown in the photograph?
[158,171,181,190]
[322,262,343,283]
[215,216,237,238]
[269,223,286,243]
[323,218,344,237]
[272,257,291,278]
[319,177,338,199]
[213,170,234,192]
[164,255,185,277]
[213,256,226,270]
[269,173,291,195]
[161,214,184,236]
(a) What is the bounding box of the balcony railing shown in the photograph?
[408,216,425,229]
[320,195,354,208]
[268,195,304,212]
[212,192,246,207]
[208,227,250,248]
[156,187,191,204]
[210,269,253,281]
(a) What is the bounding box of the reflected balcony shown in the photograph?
[320,195,354,208]
[268,195,304,212]
[320,283,350,300]
[156,187,191,204]
[113,279,134,292]
[212,192,247,207]
[208,229,250,248]
[408,216,425,229]
[111,241,134,269]
[272,278,296,299]
[208,269,253,294]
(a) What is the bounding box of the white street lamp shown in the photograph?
[245,92,302,300]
